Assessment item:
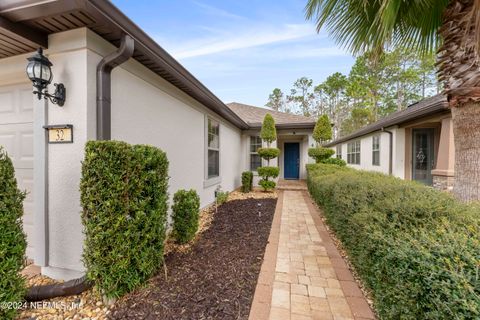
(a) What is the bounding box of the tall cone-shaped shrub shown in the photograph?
[258,114,279,191]
[308,115,334,163]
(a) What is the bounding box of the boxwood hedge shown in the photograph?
[80,141,169,298]
[241,171,253,193]
[307,163,480,319]
[172,189,200,244]
[0,148,26,320]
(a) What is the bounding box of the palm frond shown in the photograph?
[305,0,449,57]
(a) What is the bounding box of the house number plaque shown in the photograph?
[44,124,73,144]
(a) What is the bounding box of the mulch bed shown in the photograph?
[109,198,277,320]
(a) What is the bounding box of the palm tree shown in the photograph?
[305,0,480,201]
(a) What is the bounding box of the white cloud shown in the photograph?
[192,1,245,20]
[169,23,318,59]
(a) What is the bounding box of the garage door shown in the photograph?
[0,83,34,259]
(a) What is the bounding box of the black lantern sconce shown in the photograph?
[26,48,66,106]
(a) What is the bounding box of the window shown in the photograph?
[250,136,262,171]
[347,140,361,164]
[336,145,342,159]
[372,135,380,166]
[207,118,219,178]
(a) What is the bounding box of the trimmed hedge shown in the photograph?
[257,147,280,160]
[241,171,253,193]
[320,157,346,166]
[307,164,480,319]
[0,148,26,320]
[257,166,280,179]
[172,189,200,244]
[308,147,334,163]
[259,180,276,191]
[80,141,169,298]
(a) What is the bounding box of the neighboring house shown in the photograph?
[0,0,315,280]
[325,95,454,190]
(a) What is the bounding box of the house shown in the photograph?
[325,95,454,190]
[0,0,315,280]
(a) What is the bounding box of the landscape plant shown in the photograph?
[258,114,280,191]
[172,189,200,244]
[241,171,253,193]
[308,114,334,163]
[0,147,26,320]
[307,163,480,319]
[80,141,169,298]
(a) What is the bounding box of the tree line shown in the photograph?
[265,48,439,138]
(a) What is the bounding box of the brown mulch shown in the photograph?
[109,198,277,320]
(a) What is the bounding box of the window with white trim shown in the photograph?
[372,135,380,166]
[336,145,342,159]
[207,118,220,178]
[347,140,361,164]
[250,136,262,171]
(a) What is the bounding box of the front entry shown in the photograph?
[412,128,435,185]
[284,142,300,180]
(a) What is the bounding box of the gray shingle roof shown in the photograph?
[227,102,316,129]
[324,94,449,147]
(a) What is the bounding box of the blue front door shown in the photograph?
[284,142,300,179]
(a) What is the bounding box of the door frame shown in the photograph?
[411,128,435,185]
[283,142,300,180]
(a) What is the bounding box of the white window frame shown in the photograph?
[250,136,262,172]
[347,140,361,165]
[204,116,221,188]
[336,145,342,159]
[372,135,380,166]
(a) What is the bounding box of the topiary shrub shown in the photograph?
[241,171,253,193]
[257,166,280,178]
[172,189,200,244]
[258,114,279,191]
[257,148,280,160]
[0,147,26,320]
[307,164,480,319]
[313,114,332,143]
[321,157,346,166]
[80,141,169,298]
[308,147,335,163]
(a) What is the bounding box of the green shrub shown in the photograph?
[257,147,280,160]
[257,166,280,179]
[260,113,277,144]
[241,171,253,193]
[172,189,200,244]
[308,147,335,163]
[259,179,276,191]
[215,191,229,205]
[80,141,169,298]
[321,157,346,166]
[0,148,26,320]
[307,164,480,319]
[312,114,332,144]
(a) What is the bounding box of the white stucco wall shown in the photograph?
[86,30,243,209]
[332,127,405,179]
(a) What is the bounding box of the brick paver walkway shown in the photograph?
[249,187,375,320]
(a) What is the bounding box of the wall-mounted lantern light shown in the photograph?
[26,48,66,106]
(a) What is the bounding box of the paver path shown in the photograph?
[249,188,375,320]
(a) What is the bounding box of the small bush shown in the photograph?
[0,148,26,320]
[321,157,346,166]
[80,141,169,298]
[241,171,253,193]
[172,189,200,244]
[308,147,335,163]
[307,164,480,319]
[257,166,280,179]
[259,179,276,191]
[257,147,280,160]
[215,191,229,205]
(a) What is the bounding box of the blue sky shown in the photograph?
[112,0,354,107]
